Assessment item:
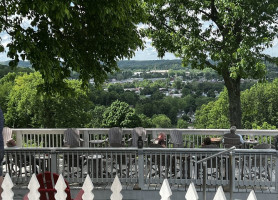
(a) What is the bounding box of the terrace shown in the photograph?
[3,128,278,199]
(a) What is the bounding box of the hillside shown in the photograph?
[0,60,32,68]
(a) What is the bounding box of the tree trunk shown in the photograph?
[223,72,242,128]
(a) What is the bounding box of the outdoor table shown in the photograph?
[87,154,104,178]
[211,137,222,147]
[35,154,51,172]
[244,140,258,149]
[89,139,107,147]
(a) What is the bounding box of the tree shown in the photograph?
[195,79,278,129]
[194,90,230,129]
[152,114,172,128]
[0,72,18,113]
[102,100,141,128]
[138,114,153,128]
[88,105,106,128]
[173,78,182,90]
[5,72,92,128]
[0,1,145,89]
[177,119,188,129]
[145,0,278,128]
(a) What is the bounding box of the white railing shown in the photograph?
[1,173,258,200]
[10,128,278,148]
[4,147,277,191]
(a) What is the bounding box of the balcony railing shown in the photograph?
[4,128,278,195]
[11,128,278,148]
[4,147,278,192]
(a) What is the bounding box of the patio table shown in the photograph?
[87,154,103,178]
[244,140,258,149]
[89,139,107,147]
[211,137,222,147]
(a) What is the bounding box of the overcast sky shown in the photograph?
[0,31,277,61]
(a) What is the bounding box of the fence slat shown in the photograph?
[54,174,67,200]
[82,175,94,200]
[160,179,172,200]
[213,186,226,200]
[27,174,40,200]
[185,182,198,200]
[2,173,14,200]
[247,190,257,200]
[110,175,122,200]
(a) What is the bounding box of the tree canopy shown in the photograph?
[5,72,92,128]
[195,79,278,129]
[145,0,278,128]
[102,100,141,128]
[0,0,145,90]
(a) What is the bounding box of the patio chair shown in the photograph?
[148,143,172,178]
[129,127,147,147]
[3,127,13,148]
[23,172,75,200]
[169,130,184,148]
[108,127,124,147]
[243,143,272,181]
[7,151,39,177]
[168,130,192,178]
[223,136,243,149]
[107,127,130,177]
[198,145,227,180]
[63,128,86,177]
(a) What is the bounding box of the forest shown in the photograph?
[0,60,277,129]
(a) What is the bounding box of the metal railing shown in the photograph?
[4,147,278,193]
[10,128,278,148]
[196,146,236,200]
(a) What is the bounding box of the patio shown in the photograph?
[3,128,278,199]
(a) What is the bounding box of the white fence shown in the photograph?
[2,173,258,200]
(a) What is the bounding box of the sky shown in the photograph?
[0,31,278,61]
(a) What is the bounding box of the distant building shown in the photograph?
[171,94,182,98]
[134,72,143,76]
[149,70,168,74]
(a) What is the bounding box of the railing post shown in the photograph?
[275,151,278,192]
[229,151,235,200]
[50,148,57,174]
[138,149,144,189]
[16,130,23,147]
[83,130,90,147]
[203,162,207,200]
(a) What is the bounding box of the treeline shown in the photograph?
[117,59,183,70]
[0,65,33,79]
[194,79,278,129]
[0,72,220,128]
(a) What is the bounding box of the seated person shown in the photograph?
[6,139,16,147]
[224,126,245,144]
[222,126,245,148]
[202,137,217,148]
[153,132,166,148]
[202,137,212,146]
